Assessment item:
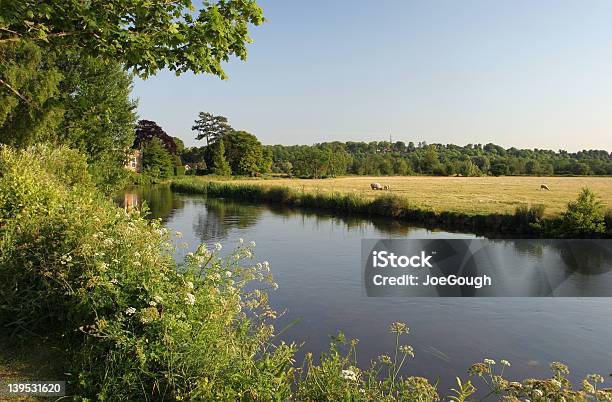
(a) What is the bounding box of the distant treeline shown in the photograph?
[266,141,612,178]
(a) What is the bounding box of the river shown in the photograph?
[116,185,612,392]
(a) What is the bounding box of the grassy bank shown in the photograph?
[184,176,612,216]
[171,177,611,237]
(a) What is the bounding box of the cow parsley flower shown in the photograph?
[110,278,119,285]
[484,358,496,365]
[342,369,357,381]
[225,271,232,278]
[249,241,256,248]
[184,293,196,305]
[501,359,511,367]
[214,242,222,251]
[125,307,136,316]
[185,281,194,289]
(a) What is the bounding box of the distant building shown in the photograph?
[125,149,143,172]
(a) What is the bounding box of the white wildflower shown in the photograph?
[256,263,263,269]
[249,241,256,248]
[148,300,157,307]
[185,281,194,289]
[550,379,562,389]
[125,307,136,316]
[587,374,604,384]
[399,345,414,357]
[501,359,511,367]
[534,389,544,397]
[134,251,141,257]
[484,358,496,365]
[262,261,270,271]
[238,238,244,244]
[184,293,196,305]
[271,282,279,290]
[175,231,182,238]
[214,242,222,251]
[244,250,253,258]
[225,271,232,278]
[153,296,163,304]
[342,369,357,381]
[110,278,119,285]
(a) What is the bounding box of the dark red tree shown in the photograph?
[134,120,177,154]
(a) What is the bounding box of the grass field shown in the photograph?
[202,176,612,217]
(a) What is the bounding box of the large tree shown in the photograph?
[134,120,177,154]
[192,112,232,146]
[0,1,265,79]
[222,130,269,175]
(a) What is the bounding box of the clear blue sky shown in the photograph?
[132,0,612,151]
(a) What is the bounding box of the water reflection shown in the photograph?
[115,185,184,222]
[114,186,612,393]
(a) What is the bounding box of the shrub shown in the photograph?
[561,187,606,237]
[0,146,295,400]
[514,203,546,231]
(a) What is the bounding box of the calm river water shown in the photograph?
[117,185,612,392]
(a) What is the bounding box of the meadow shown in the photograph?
[201,176,612,217]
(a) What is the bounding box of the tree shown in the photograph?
[211,139,231,176]
[238,148,261,176]
[1,1,265,79]
[561,188,606,236]
[142,138,174,179]
[55,54,137,190]
[0,41,63,147]
[192,112,232,146]
[134,120,177,154]
[222,130,266,174]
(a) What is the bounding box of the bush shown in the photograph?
[514,203,546,232]
[561,187,606,237]
[0,146,294,400]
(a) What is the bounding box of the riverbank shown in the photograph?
[170,177,611,237]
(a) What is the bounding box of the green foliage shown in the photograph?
[0,41,63,147]
[221,130,270,175]
[142,138,175,179]
[1,0,265,79]
[192,112,232,146]
[514,203,546,232]
[211,139,232,176]
[0,146,295,400]
[270,142,612,177]
[174,165,186,176]
[55,54,137,191]
[561,187,606,236]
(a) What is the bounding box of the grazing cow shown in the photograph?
[370,182,382,190]
[383,184,390,190]
[540,184,550,191]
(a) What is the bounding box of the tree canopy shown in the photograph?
[134,120,177,154]
[1,0,265,79]
[192,112,232,146]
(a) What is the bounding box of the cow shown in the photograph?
[540,184,550,191]
[383,184,390,190]
[370,182,383,190]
